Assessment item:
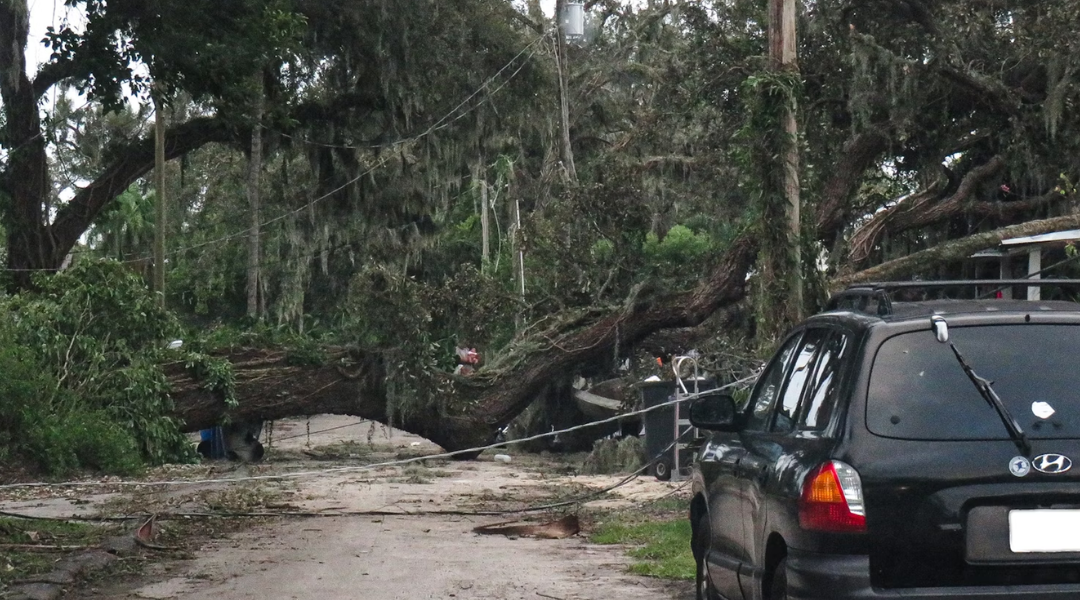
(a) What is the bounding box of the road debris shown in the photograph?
[473,514,580,539]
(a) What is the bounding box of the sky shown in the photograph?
[26,0,77,73]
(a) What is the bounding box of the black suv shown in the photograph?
[689,281,1080,600]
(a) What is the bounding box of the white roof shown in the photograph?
[1001,229,1080,246]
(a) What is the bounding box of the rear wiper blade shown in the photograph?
[948,344,1031,456]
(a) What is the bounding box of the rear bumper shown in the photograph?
[786,549,1080,600]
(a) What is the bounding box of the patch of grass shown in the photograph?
[591,518,694,580]
[0,517,117,581]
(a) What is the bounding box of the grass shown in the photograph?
[589,497,694,580]
[0,517,117,582]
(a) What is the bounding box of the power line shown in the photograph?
[0,374,758,490]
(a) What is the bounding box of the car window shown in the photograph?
[799,332,849,431]
[745,334,802,431]
[772,329,827,434]
[867,325,1080,440]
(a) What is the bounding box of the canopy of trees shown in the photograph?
[2,0,1079,467]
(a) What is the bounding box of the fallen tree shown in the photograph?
[164,209,1080,454]
[165,236,759,453]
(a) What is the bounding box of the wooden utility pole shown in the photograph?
[246,90,264,320]
[153,90,166,308]
[555,0,577,183]
[769,0,802,314]
[480,181,491,272]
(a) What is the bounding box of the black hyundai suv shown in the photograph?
[689,281,1080,600]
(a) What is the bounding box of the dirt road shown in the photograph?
[113,514,679,600]
[5,416,692,600]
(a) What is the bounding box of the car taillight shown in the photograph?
[799,460,866,533]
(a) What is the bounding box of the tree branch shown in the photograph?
[847,156,1006,263]
[813,129,891,243]
[938,66,1020,115]
[31,58,86,100]
[836,212,1080,286]
[49,116,235,259]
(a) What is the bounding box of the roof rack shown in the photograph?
[825,279,1080,316]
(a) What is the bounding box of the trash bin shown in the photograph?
[640,378,713,480]
[198,426,227,459]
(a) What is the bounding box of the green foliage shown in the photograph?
[582,436,644,474]
[0,321,141,475]
[183,352,239,409]
[45,0,307,111]
[592,515,695,580]
[0,517,116,581]
[641,225,714,288]
[1,260,196,469]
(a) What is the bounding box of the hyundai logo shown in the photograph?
[1032,454,1073,474]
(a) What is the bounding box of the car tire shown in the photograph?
[769,557,789,600]
[653,459,672,481]
[693,518,718,600]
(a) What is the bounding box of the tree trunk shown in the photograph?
[1,1,55,291]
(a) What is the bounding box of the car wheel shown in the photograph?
[769,557,789,600]
[653,459,672,481]
[693,518,717,600]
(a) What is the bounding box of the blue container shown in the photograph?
[198,426,228,459]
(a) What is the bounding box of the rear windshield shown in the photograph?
[867,325,1080,441]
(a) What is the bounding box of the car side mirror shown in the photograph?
[931,315,949,344]
[689,394,740,432]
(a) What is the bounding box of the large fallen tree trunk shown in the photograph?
[165,348,390,433]
[165,236,760,453]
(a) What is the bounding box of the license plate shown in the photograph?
[1009,509,1080,553]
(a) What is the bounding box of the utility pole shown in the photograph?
[769,0,802,314]
[480,181,491,272]
[246,89,264,320]
[153,89,166,308]
[555,0,577,183]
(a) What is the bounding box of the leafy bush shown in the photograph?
[0,323,141,475]
[641,224,713,288]
[583,436,644,474]
[0,260,196,471]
